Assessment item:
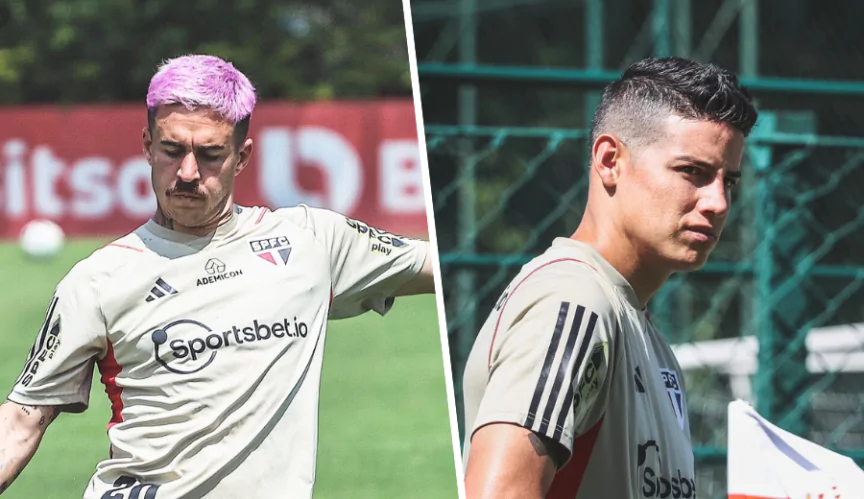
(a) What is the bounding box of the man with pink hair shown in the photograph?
[0,54,435,498]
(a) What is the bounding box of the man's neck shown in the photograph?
[153,204,236,237]
[571,226,671,309]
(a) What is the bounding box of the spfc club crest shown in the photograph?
[249,236,291,266]
[660,368,685,430]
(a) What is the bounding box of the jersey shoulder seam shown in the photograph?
[261,204,334,286]
[71,232,153,340]
[488,257,618,370]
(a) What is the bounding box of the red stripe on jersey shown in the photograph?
[97,341,124,430]
[488,258,598,369]
[547,416,605,499]
[106,243,143,252]
[727,496,788,499]
[255,209,268,224]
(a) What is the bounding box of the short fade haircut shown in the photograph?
[590,57,758,149]
[146,54,257,148]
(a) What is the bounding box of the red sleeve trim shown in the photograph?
[488,258,597,370]
[106,243,143,253]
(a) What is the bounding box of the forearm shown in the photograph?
[465,424,558,499]
[0,402,57,494]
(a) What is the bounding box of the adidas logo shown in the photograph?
[146,278,178,302]
[635,366,646,393]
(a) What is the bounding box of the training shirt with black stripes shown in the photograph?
[462,238,696,499]
[8,204,427,499]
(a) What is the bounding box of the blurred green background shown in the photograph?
[0,241,456,499]
[0,0,413,103]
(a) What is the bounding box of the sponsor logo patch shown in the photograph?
[573,341,608,421]
[197,258,243,287]
[150,316,309,375]
[344,217,410,253]
[17,297,62,387]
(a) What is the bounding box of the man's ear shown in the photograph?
[591,133,626,189]
[235,138,253,176]
[143,127,154,164]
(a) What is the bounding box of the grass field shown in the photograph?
[0,240,458,498]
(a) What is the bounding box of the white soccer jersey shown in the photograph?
[462,238,696,499]
[8,204,427,499]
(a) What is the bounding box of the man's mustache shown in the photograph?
[166,181,204,197]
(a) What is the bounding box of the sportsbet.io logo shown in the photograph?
[636,440,696,498]
[151,317,309,374]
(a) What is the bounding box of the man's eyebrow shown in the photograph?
[673,154,741,178]
[158,140,225,151]
[672,155,716,169]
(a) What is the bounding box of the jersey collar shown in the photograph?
[144,205,242,248]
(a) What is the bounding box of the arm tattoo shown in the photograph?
[527,432,569,469]
[527,433,550,457]
[38,407,61,427]
[0,405,52,495]
[18,406,56,426]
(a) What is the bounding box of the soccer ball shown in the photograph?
[19,219,66,259]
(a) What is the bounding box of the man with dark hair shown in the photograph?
[461,57,758,498]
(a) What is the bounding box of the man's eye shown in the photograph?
[199,154,220,161]
[679,166,700,176]
[165,149,184,158]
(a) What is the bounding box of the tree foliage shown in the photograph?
[0,0,412,105]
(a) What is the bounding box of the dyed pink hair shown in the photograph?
[146,54,257,123]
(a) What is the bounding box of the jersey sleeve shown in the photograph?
[281,205,427,319]
[472,266,619,461]
[7,262,108,412]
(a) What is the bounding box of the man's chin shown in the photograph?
[165,197,207,212]
[670,249,713,272]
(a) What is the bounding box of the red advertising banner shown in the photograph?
[0,100,428,239]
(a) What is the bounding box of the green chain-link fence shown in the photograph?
[413,1,864,496]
